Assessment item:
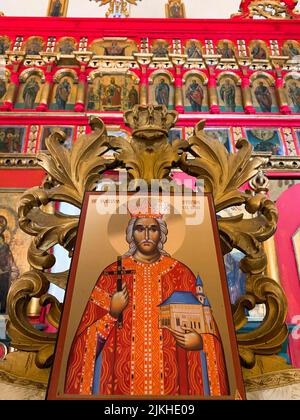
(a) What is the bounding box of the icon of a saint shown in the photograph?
[169,1,182,18]
[55,79,71,110]
[217,42,235,59]
[155,78,170,107]
[0,79,6,101]
[251,43,267,60]
[104,42,126,57]
[59,40,75,55]
[254,81,272,112]
[23,78,40,109]
[220,79,236,112]
[288,81,300,112]
[186,79,203,112]
[152,42,169,58]
[0,38,9,55]
[127,85,139,109]
[50,0,63,17]
[0,216,19,314]
[186,41,202,59]
[283,42,300,58]
[26,39,42,55]
[65,207,229,396]
[104,77,122,108]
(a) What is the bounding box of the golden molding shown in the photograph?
[6,104,288,376]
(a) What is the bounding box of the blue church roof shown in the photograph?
[196,274,204,287]
[158,292,201,307]
[204,297,211,307]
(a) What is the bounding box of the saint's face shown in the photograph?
[133,218,161,256]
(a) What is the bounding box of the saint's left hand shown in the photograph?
[167,327,203,351]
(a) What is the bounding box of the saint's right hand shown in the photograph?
[109,284,129,319]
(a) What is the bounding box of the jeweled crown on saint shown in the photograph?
[124,104,178,138]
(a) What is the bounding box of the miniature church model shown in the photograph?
[158,274,217,336]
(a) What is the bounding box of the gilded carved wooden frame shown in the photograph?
[5,104,288,380]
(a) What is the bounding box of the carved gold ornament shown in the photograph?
[233,0,300,19]
[6,105,288,377]
[90,0,140,17]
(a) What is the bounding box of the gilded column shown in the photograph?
[75,65,87,112]
[275,69,291,115]
[140,64,149,106]
[1,65,20,111]
[174,64,184,113]
[36,68,53,112]
[207,66,220,114]
[240,66,256,114]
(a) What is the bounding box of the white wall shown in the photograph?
[0,0,242,19]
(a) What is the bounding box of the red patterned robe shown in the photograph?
[65,255,229,396]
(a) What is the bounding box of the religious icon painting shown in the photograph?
[47,0,69,17]
[15,74,44,110]
[47,192,245,400]
[245,128,285,155]
[168,127,184,144]
[285,77,300,114]
[165,0,186,18]
[217,77,244,113]
[204,128,232,152]
[39,126,74,151]
[294,130,300,154]
[0,190,31,314]
[251,76,279,113]
[183,74,209,113]
[0,126,27,153]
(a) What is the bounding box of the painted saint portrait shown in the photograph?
[217,41,235,59]
[103,77,122,109]
[48,0,68,17]
[166,0,185,18]
[0,36,10,55]
[282,41,300,59]
[251,42,267,60]
[184,75,208,113]
[22,77,41,109]
[47,193,245,399]
[245,129,284,155]
[0,127,26,153]
[55,79,72,110]
[58,38,76,55]
[204,128,232,152]
[25,37,44,56]
[286,79,300,113]
[127,85,139,109]
[185,40,202,59]
[152,41,169,58]
[251,78,279,113]
[219,79,236,112]
[186,79,204,112]
[168,127,183,144]
[104,41,126,57]
[49,73,77,111]
[91,39,138,57]
[87,74,138,111]
[254,82,272,112]
[0,191,31,314]
[0,79,7,103]
[155,78,170,107]
[0,216,19,314]
[40,126,74,151]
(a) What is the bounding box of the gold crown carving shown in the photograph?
[124,105,178,139]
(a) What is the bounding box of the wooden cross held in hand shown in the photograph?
[104,256,135,328]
